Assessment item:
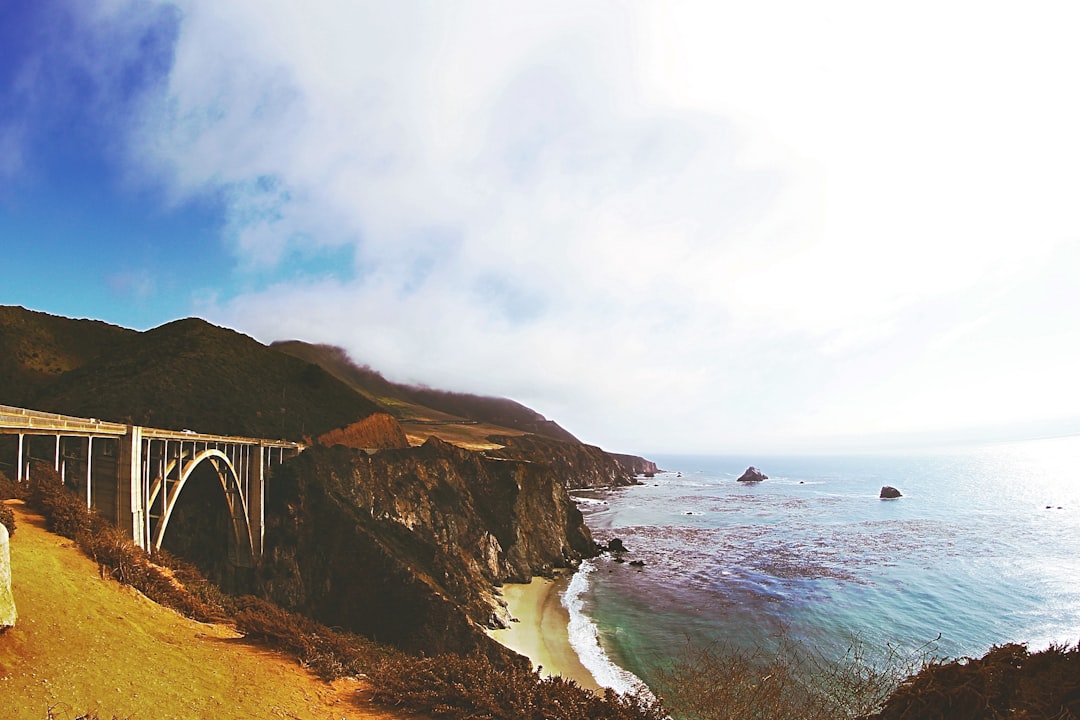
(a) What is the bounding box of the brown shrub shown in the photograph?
[655,634,937,720]
[0,503,14,537]
[317,412,410,450]
[0,470,27,501]
[233,595,385,680]
[869,641,1080,720]
[371,652,667,720]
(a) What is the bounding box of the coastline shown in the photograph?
[487,575,602,692]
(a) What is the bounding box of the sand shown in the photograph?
[487,576,601,692]
[0,500,410,720]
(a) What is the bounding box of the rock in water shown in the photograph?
[0,521,15,631]
[606,538,628,554]
[737,466,768,482]
[880,485,903,499]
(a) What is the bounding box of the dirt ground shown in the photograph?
[0,501,412,720]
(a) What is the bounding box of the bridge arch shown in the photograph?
[150,448,255,568]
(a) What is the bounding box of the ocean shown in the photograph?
[563,435,1080,695]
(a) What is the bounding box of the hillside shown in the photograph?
[0,500,405,720]
[272,340,581,447]
[1,307,608,454]
[15,315,383,439]
[0,306,134,406]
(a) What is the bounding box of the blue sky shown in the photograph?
[2,1,1080,454]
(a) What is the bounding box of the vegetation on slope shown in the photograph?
[0,467,666,720]
[0,305,134,406]
[272,340,581,443]
[27,317,382,439]
[318,412,411,450]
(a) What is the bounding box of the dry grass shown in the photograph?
[0,500,400,719]
[400,420,524,451]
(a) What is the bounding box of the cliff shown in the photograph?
[486,434,645,489]
[258,438,596,654]
[610,452,661,476]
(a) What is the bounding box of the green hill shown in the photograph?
[0,305,134,406]
[1,308,381,439]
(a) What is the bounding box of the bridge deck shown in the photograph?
[0,404,302,449]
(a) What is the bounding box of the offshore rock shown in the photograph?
[605,538,628,554]
[259,438,596,657]
[880,485,903,499]
[737,466,768,482]
[0,521,15,631]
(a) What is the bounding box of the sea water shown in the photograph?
[563,436,1080,694]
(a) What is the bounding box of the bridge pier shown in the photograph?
[117,426,144,551]
[251,443,266,558]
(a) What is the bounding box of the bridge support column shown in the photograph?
[117,426,146,550]
[250,443,266,560]
[16,434,23,483]
[86,436,93,509]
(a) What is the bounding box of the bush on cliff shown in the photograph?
[0,470,15,536]
[233,594,386,680]
[655,634,939,720]
[372,652,666,720]
[866,641,1080,720]
[0,504,13,537]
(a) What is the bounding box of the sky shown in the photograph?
[2,1,1079,455]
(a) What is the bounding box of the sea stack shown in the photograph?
[737,466,768,482]
[880,485,903,499]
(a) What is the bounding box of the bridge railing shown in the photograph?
[0,404,128,435]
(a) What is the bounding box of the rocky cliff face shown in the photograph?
[610,452,661,476]
[258,438,596,654]
[486,434,646,490]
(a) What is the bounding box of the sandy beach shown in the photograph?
[488,575,602,692]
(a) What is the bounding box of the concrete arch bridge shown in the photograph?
[0,404,303,567]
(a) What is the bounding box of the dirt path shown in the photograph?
[0,501,408,720]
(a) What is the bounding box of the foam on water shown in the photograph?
[570,439,1080,691]
[561,560,652,697]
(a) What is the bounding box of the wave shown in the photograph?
[561,560,654,699]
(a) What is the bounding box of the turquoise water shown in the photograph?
[565,436,1080,693]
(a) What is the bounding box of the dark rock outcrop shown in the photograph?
[605,538,628,554]
[737,466,768,482]
[880,485,903,499]
[259,438,596,655]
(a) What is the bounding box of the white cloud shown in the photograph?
[127,1,1080,453]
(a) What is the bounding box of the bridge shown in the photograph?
[0,404,303,567]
